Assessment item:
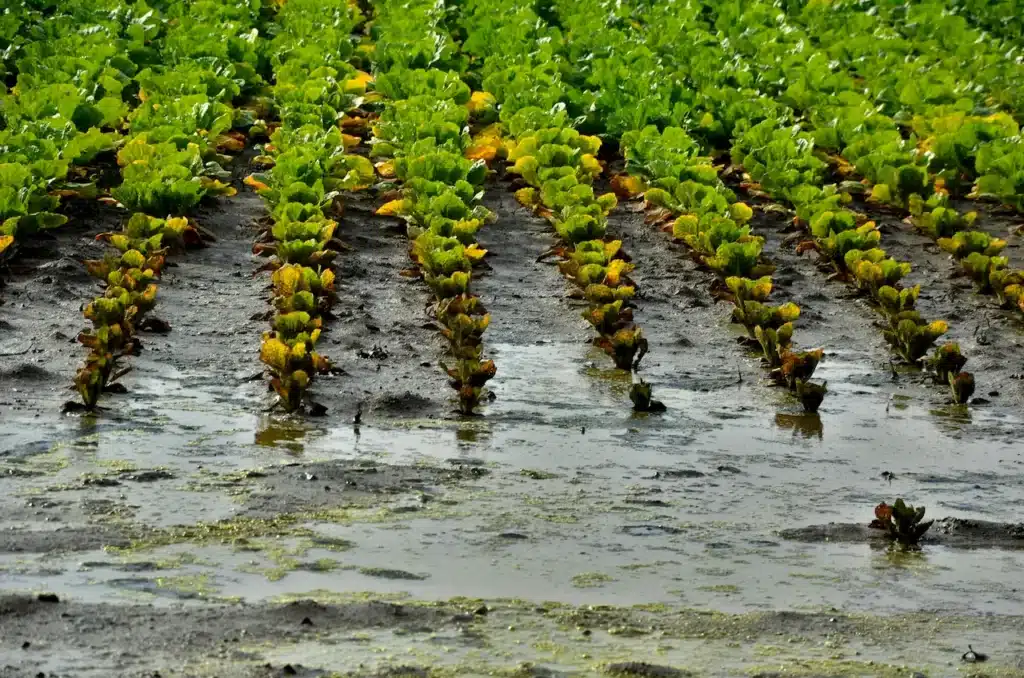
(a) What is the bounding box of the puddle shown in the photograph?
[3,338,1024,619]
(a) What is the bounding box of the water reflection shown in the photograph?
[455,422,492,446]
[774,412,824,440]
[255,417,308,453]
[869,543,930,570]
[929,404,973,436]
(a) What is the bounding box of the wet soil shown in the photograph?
[4,591,1024,676]
[4,171,1024,676]
[782,516,1024,549]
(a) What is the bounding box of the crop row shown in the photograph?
[620,127,827,411]
[676,0,1024,218]
[701,2,1020,217]
[0,1,137,260]
[690,1,1024,326]
[246,0,375,414]
[546,0,828,406]
[451,0,823,408]
[540,0,978,401]
[678,1,1024,320]
[369,0,496,415]
[72,0,255,410]
[456,0,652,384]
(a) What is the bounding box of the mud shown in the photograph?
[239,458,490,518]
[4,169,1024,676]
[782,516,1024,549]
[3,592,1024,676]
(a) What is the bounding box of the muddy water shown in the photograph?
[3,177,1024,674]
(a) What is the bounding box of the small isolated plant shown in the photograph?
[796,380,827,413]
[629,380,666,413]
[870,499,934,548]
[441,354,496,416]
[928,342,967,384]
[755,322,793,368]
[949,371,975,405]
[883,317,948,364]
[775,349,823,390]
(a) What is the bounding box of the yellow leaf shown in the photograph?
[272,264,301,297]
[730,202,754,223]
[751,278,773,300]
[580,153,602,177]
[244,175,270,192]
[610,174,645,198]
[604,259,634,286]
[0,234,13,256]
[312,353,331,373]
[260,338,290,371]
[343,78,367,95]
[341,133,361,149]
[579,135,602,155]
[468,91,496,114]
[465,143,498,161]
[340,114,368,130]
[375,160,395,178]
[514,187,537,207]
[214,134,245,152]
[465,244,488,261]
[376,199,405,217]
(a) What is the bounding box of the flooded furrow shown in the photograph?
[870,206,1024,409]
[2,162,1024,677]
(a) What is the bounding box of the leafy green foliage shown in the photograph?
[871,500,934,548]
[883,317,949,364]
[928,343,967,384]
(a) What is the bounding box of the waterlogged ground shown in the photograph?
[3,177,1024,676]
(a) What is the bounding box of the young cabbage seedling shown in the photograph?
[596,327,648,371]
[755,323,793,368]
[870,499,934,547]
[630,380,666,413]
[938,231,1006,260]
[877,285,920,322]
[775,349,823,390]
[949,371,975,405]
[883,317,948,364]
[441,357,496,415]
[961,253,1009,293]
[928,343,967,384]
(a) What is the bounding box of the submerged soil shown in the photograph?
[3,167,1024,675]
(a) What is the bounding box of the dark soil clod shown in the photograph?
[605,662,692,677]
